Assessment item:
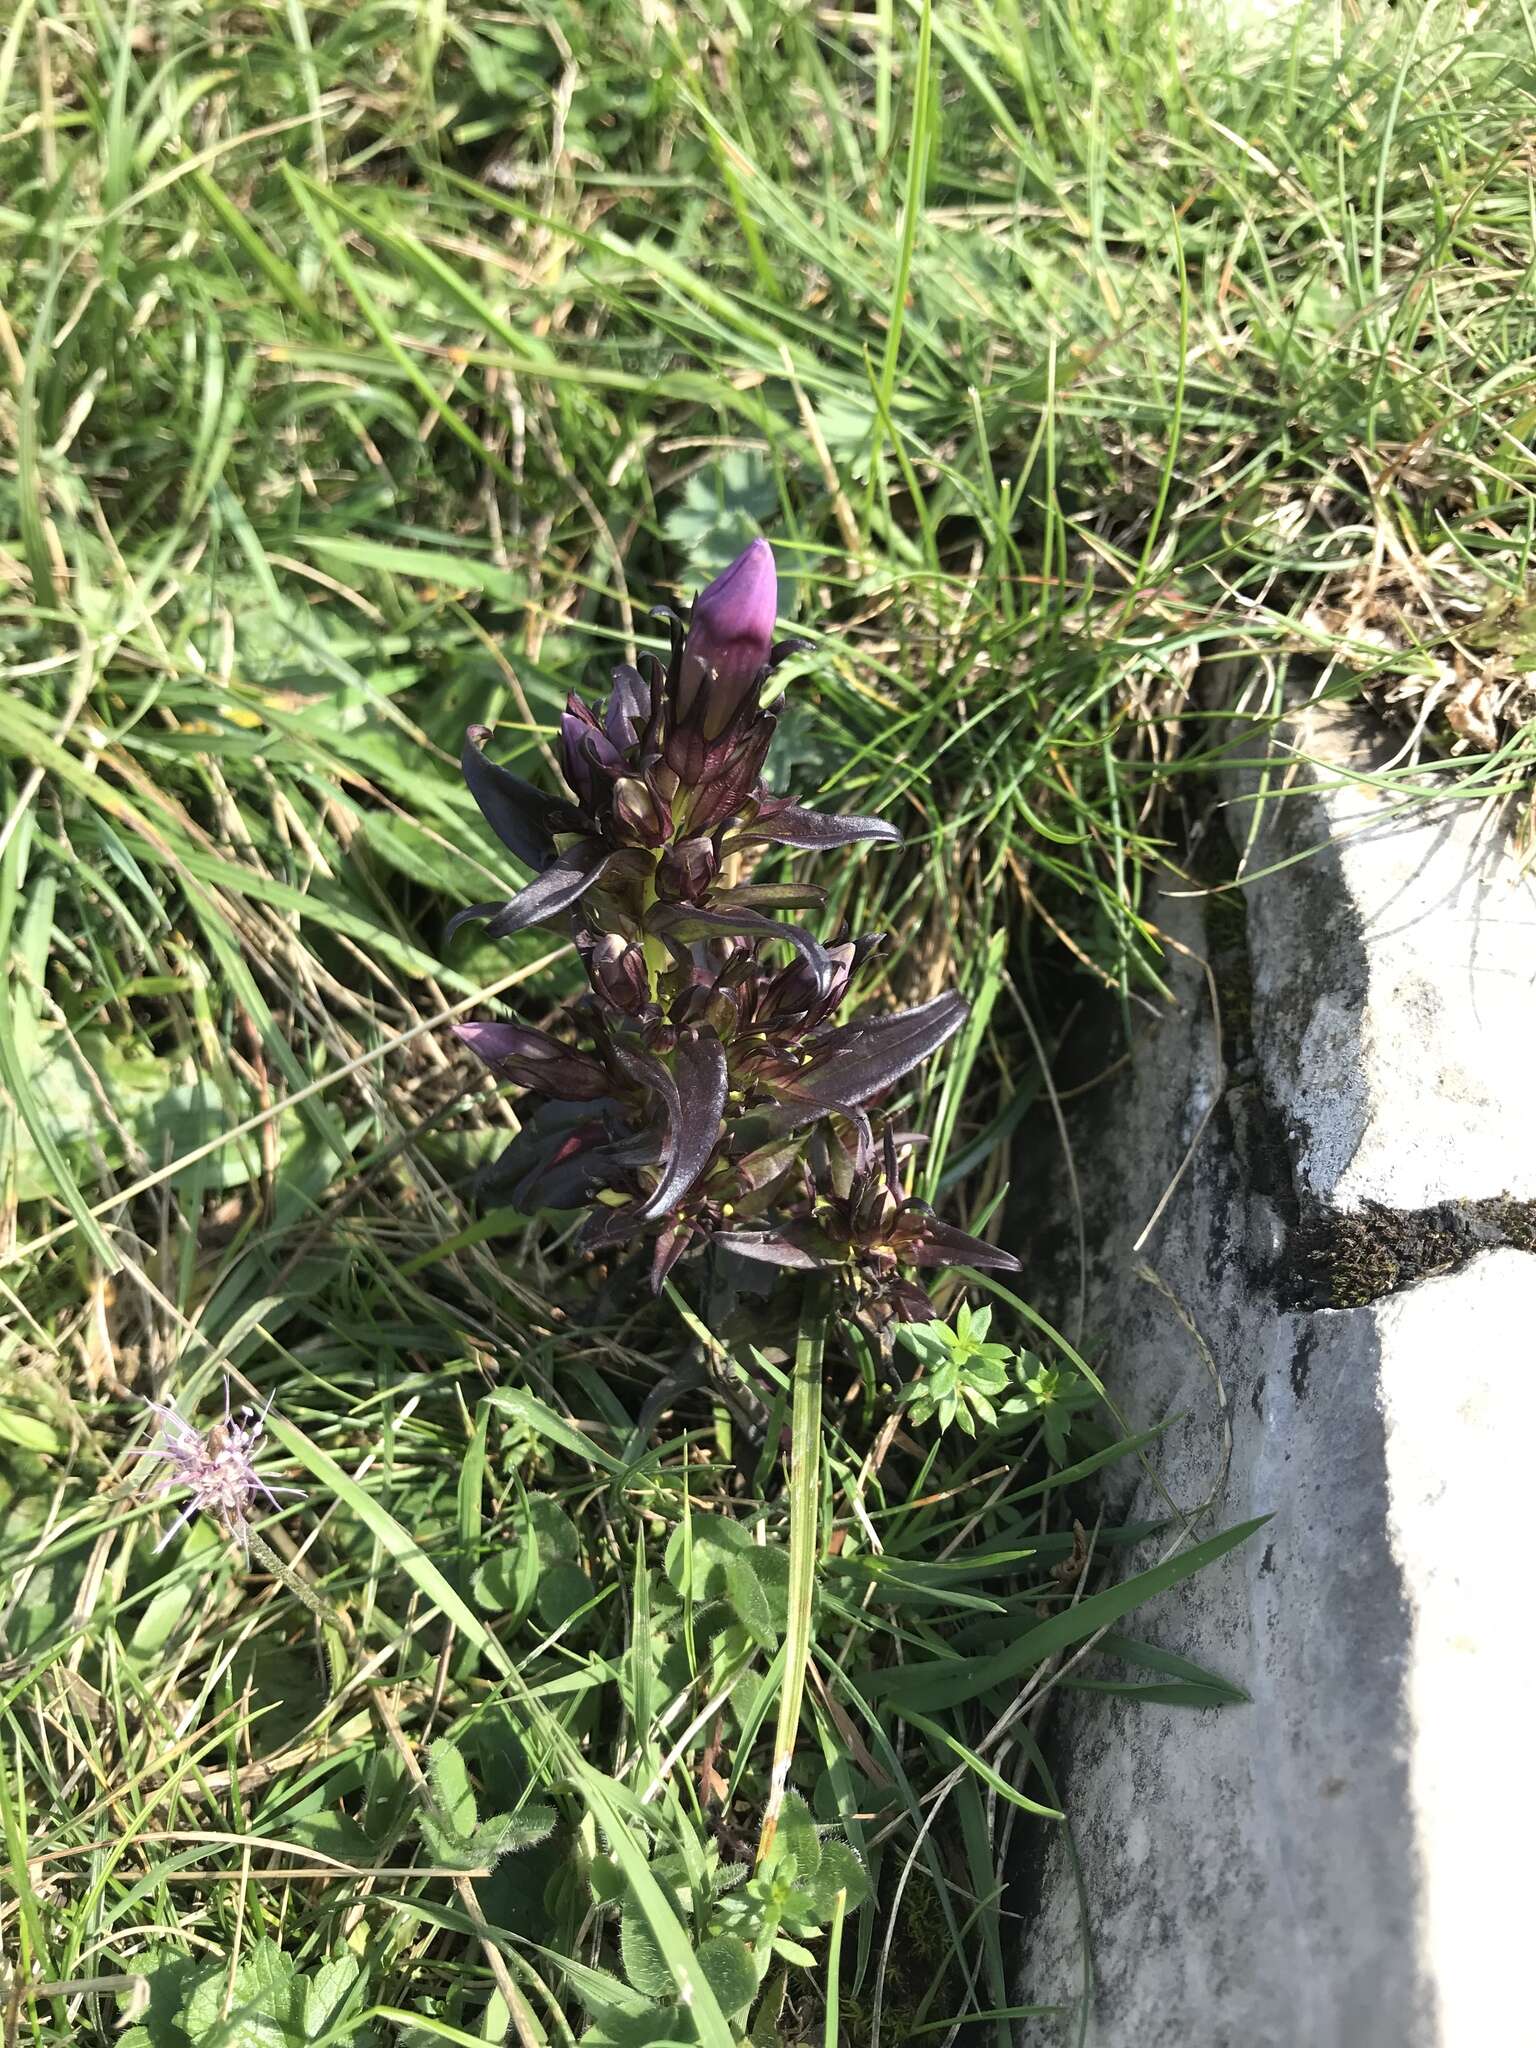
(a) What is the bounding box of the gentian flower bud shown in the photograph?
[611,774,669,847]
[673,538,778,737]
[583,933,651,1017]
[454,1020,612,1100]
[655,835,718,903]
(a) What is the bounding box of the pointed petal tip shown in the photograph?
[689,537,778,667]
[451,1020,499,1058]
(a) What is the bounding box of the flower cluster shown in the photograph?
[452,540,1018,1327]
[135,1388,298,1551]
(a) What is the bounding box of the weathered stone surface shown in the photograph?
[1236,702,1536,1211]
[1015,707,1536,2047]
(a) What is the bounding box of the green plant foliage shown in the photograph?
[12,0,1507,2035]
[420,1740,556,1872]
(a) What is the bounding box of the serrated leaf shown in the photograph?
[179,1939,300,2047]
[301,1955,362,2039]
[119,1947,201,2048]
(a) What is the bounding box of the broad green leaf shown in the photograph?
[695,1935,758,2017]
[179,1939,300,2047]
[0,1405,62,1456]
[486,1389,626,1478]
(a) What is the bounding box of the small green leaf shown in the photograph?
[768,1794,820,1886]
[802,1842,870,1918]
[722,1555,776,1650]
[472,1543,539,1624]
[179,1939,300,2047]
[427,1740,478,1839]
[127,1579,194,1659]
[476,1803,556,1861]
[301,1954,362,2039]
[0,1404,62,1455]
[536,1560,595,1632]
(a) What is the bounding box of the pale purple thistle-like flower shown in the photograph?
[135,1388,299,1551]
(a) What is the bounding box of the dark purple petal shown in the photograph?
[612,775,670,846]
[582,932,651,1016]
[462,726,558,873]
[560,693,625,813]
[656,836,718,904]
[781,993,969,1116]
[684,717,776,833]
[605,665,651,753]
[447,841,615,942]
[738,802,901,850]
[663,721,710,788]
[647,901,835,997]
[676,539,778,723]
[453,1021,611,1101]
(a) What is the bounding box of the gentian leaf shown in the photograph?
[780,993,969,1116]
[739,803,901,849]
[447,840,615,942]
[903,1218,1022,1272]
[714,1227,828,1270]
[462,726,558,873]
[612,1031,729,1221]
[708,883,827,912]
[453,1021,611,1100]
[647,901,834,995]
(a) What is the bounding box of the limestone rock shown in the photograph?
[1016,707,1536,2046]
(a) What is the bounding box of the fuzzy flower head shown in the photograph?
[135,1387,298,1552]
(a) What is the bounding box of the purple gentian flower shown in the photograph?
[673,537,779,737]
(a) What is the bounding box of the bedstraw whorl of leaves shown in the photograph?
[452,539,1018,1328]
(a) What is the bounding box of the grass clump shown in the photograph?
[3,0,1536,2042]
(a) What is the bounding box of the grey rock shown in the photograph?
[1015,706,1536,2047]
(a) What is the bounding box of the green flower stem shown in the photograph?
[246,1527,351,1695]
[757,1275,828,1867]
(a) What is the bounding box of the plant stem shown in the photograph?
[246,1527,351,1694]
[756,1275,827,1866]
